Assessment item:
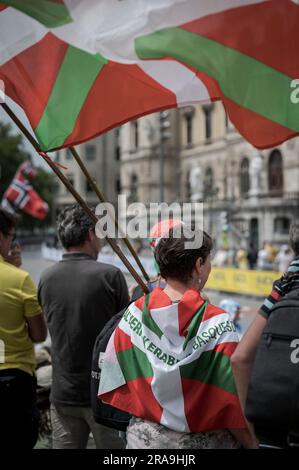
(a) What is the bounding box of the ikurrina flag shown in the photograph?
[2,160,49,219]
[1,1,299,151]
[99,288,246,432]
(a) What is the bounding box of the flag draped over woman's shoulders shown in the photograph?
[99,287,246,433]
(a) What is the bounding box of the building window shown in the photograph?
[185,114,193,146]
[225,111,229,130]
[274,217,290,235]
[53,181,60,194]
[204,167,214,198]
[86,180,93,192]
[66,149,72,160]
[131,121,139,149]
[268,149,283,192]
[223,163,228,199]
[129,173,138,202]
[66,174,74,193]
[240,157,250,195]
[202,104,213,143]
[186,170,191,201]
[86,145,96,161]
[116,178,121,194]
[115,128,121,161]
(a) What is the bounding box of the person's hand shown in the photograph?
[6,242,22,267]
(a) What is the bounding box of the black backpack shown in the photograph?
[245,288,299,445]
[91,307,131,431]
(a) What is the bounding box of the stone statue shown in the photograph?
[189,165,203,201]
[249,151,263,196]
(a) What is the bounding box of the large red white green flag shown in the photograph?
[99,288,246,432]
[0,0,299,151]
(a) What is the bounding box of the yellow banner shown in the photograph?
[206,268,281,297]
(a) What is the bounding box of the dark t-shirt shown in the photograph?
[38,253,129,406]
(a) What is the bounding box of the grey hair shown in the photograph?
[289,220,299,256]
[57,204,95,249]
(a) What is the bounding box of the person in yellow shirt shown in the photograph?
[236,246,249,270]
[0,208,47,448]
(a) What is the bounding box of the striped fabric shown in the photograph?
[259,256,299,318]
[99,287,246,433]
[0,0,72,27]
[1,160,49,219]
[0,1,299,151]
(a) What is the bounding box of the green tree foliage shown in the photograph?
[0,121,55,230]
[0,122,25,198]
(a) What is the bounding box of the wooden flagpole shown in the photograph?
[69,146,150,281]
[1,103,149,294]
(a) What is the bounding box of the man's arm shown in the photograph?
[231,313,267,411]
[26,313,47,343]
[22,274,47,343]
[232,272,299,408]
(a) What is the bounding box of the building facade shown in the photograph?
[120,102,299,249]
[54,129,121,214]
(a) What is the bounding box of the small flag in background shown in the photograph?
[2,160,49,220]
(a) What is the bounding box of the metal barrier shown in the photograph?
[206,267,281,298]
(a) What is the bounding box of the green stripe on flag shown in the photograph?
[117,345,153,382]
[183,301,207,351]
[142,295,163,340]
[2,0,72,27]
[35,46,108,150]
[180,350,237,395]
[135,27,299,132]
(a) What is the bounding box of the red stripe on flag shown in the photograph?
[181,62,221,100]
[222,95,298,149]
[203,304,227,321]
[181,0,299,78]
[213,342,238,358]
[0,4,8,11]
[134,295,145,312]
[134,287,172,312]
[147,288,172,310]
[100,377,163,424]
[0,33,68,129]
[178,289,204,337]
[182,379,246,432]
[194,70,221,100]
[114,326,133,353]
[62,61,177,148]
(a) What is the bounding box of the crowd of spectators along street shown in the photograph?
[212,242,294,272]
